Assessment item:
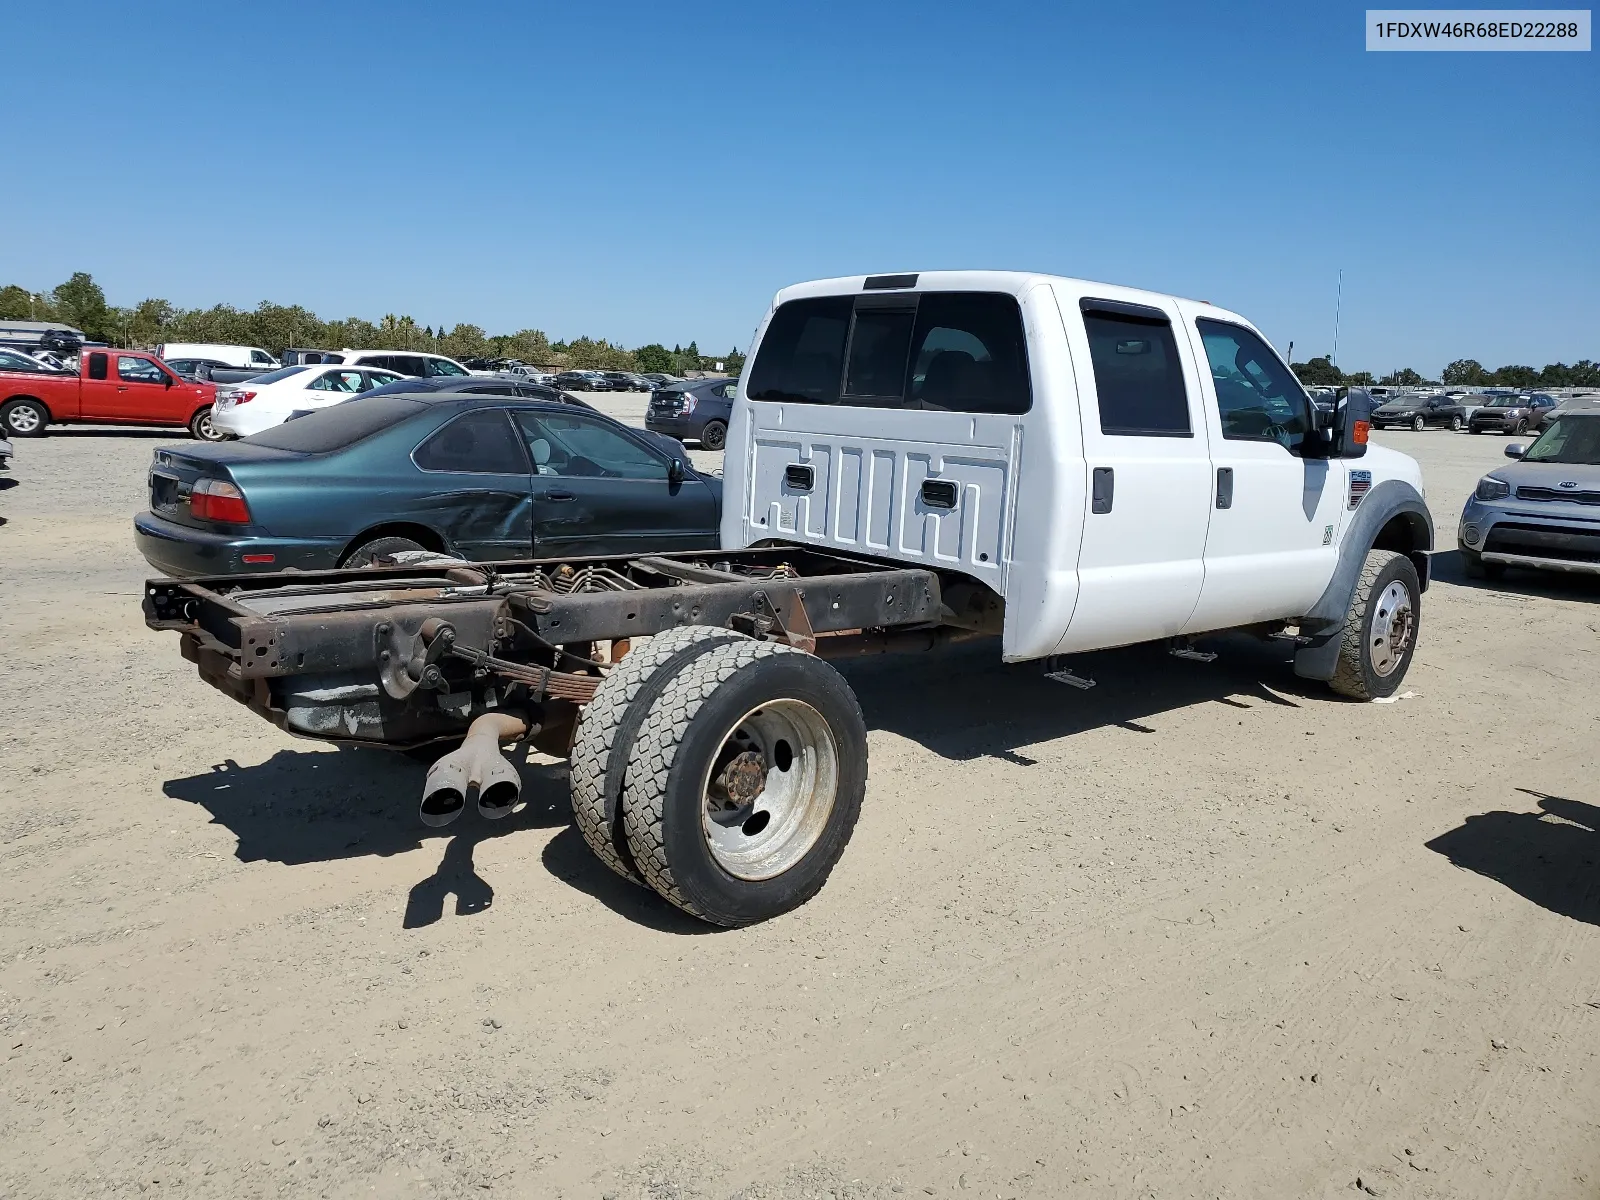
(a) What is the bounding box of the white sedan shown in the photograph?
[211,365,403,438]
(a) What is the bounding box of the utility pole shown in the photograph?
[1331,269,1344,366]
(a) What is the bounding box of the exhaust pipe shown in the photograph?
[419,712,532,827]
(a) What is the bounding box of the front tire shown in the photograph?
[1329,550,1421,701]
[1412,415,1426,431]
[1,397,49,437]
[1513,419,1528,435]
[189,406,224,441]
[699,419,727,451]
[622,640,867,926]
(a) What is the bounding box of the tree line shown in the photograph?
[1290,354,1599,389]
[0,273,745,376]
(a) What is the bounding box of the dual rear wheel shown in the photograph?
[569,629,866,926]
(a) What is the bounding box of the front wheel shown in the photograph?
[189,406,224,441]
[1412,415,1426,431]
[1,397,49,437]
[699,419,727,451]
[622,640,867,926]
[1329,550,1421,701]
[1512,419,1528,435]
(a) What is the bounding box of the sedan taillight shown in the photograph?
[190,477,250,523]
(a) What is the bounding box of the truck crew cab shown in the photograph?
[145,271,1431,927]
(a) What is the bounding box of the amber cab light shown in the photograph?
[190,477,250,523]
[1353,420,1370,445]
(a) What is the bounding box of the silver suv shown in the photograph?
[1459,408,1600,579]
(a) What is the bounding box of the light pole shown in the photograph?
[1331,269,1344,366]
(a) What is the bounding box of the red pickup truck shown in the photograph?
[1,349,221,440]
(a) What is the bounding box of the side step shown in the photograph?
[1042,657,1096,689]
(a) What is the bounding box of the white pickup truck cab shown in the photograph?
[723,270,1431,698]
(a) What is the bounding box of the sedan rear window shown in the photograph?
[246,365,311,386]
[245,395,425,452]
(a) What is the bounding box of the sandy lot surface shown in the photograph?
[1,412,1597,1200]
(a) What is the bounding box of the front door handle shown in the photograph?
[540,490,576,502]
[1091,467,1114,514]
[1215,467,1234,509]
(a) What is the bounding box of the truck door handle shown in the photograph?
[920,479,958,509]
[540,490,575,502]
[1091,467,1114,514]
[784,463,814,491]
[1215,467,1234,509]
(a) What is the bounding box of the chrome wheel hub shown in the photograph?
[701,698,840,881]
[1370,579,1414,678]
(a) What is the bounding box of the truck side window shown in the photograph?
[1195,319,1313,450]
[1083,312,1191,437]
[746,297,852,405]
[117,356,167,384]
[88,352,108,380]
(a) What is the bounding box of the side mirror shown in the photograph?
[667,457,685,484]
[163,374,174,388]
[1334,391,1369,460]
[1504,443,1527,459]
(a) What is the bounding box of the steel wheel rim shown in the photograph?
[8,405,41,433]
[1370,579,1414,678]
[699,698,840,881]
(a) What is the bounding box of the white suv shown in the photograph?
[328,350,473,378]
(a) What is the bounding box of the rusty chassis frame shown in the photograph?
[145,547,979,754]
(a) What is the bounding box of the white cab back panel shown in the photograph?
[741,406,1018,595]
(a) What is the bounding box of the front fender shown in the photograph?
[1293,479,1432,681]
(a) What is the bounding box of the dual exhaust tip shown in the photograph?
[418,712,532,827]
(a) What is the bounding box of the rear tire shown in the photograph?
[1,397,49,437]
[340,535,427,567]
[1329,550,1421,701]
[1450,415,1463,431]
[622,640,867,926]
[569,625,748,885]
[700,420,727,451]
[189,405,223,442]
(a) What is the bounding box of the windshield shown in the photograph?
[244,365,311,386]
[1523,416,1600,466]
[1485,396,1523,407]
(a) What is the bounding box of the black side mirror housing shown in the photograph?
[1504,443,1527,459]
[1334,387,1368,459]
[667,457,685,484]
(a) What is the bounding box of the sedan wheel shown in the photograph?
[1411,415,1426,431]
[1451,415,1463,431]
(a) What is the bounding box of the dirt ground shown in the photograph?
[1,413,1597,1200]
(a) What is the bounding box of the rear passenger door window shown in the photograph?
[1082,307,1191,436]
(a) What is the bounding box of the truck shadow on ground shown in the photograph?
[163,747,714,934]
[1425,791,1600,927]
[165,634,1321,931]
[839,634,1311,762]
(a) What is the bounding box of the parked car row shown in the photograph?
[551,370,684,392]
[1369,390,1568,434]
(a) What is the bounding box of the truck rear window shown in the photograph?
[747,292,1031,415]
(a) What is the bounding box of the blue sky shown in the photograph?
[6,1,1595,374]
